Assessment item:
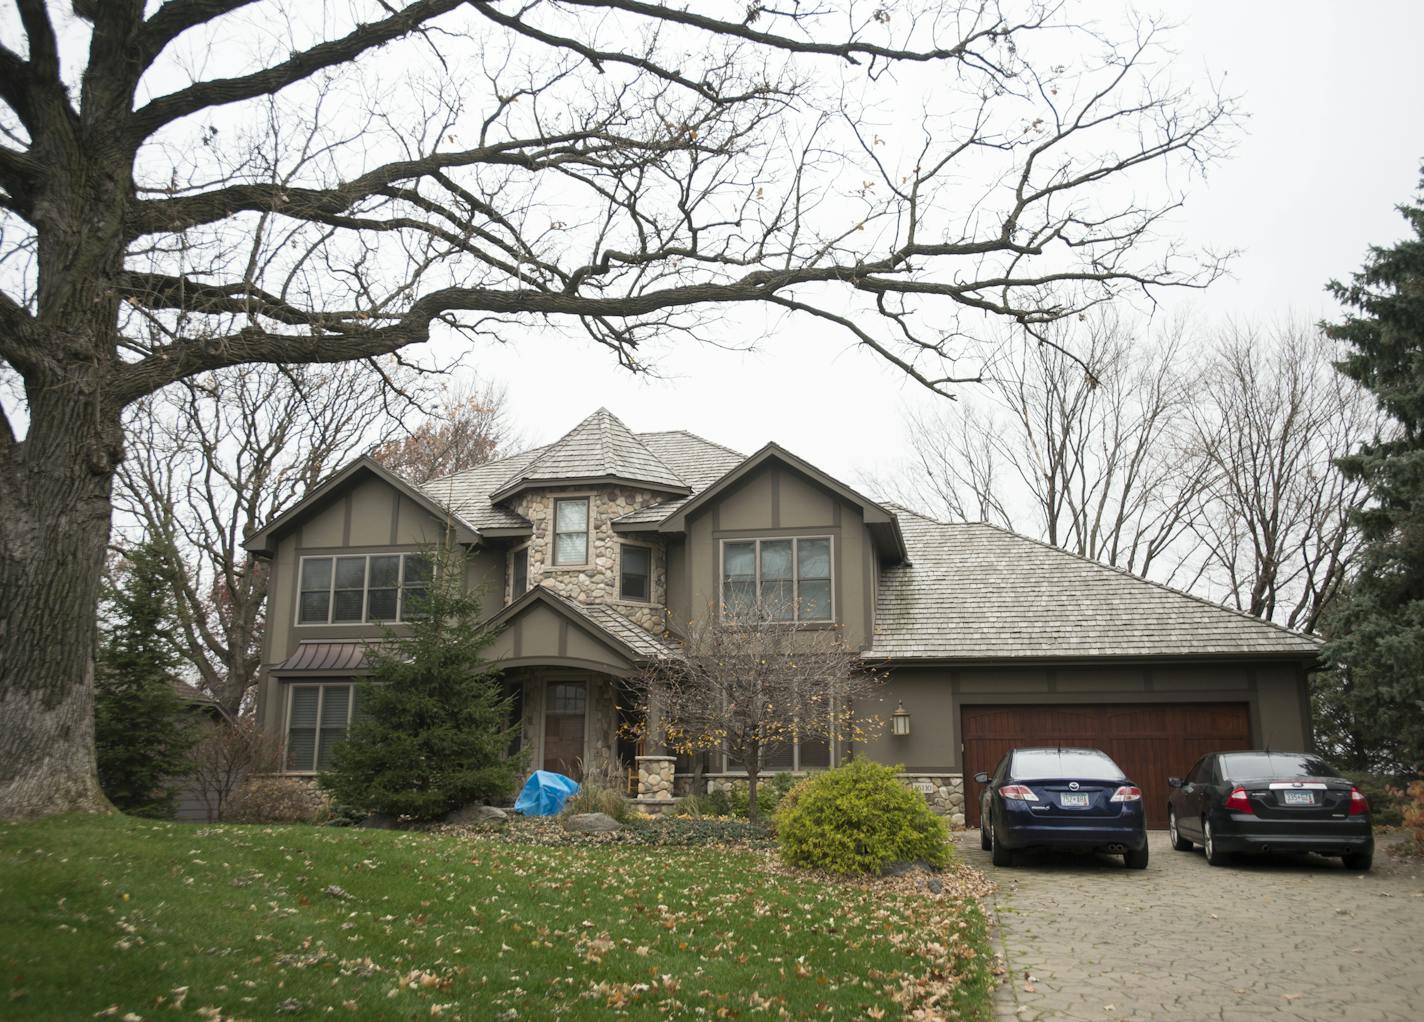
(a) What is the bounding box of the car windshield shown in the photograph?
[1011,749,1125,781]
[1219,752,1338,781]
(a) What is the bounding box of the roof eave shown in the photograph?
[862,649,1322,667]
[488,474,691,505]
[243,456,482,556]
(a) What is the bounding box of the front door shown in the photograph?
[543,681,587,779]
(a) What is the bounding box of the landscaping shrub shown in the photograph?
[1396,780,1424,855]
[775,759,950,875]
[225,777,332,824]
[1346,772,1407,826]
[694,772,801,820]
[562,783,633,824]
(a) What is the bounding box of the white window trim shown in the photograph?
[616,540,654,604]
[718,535,835,624]
[295,552,430,626]
[283,681,357,775]
[550,496,593,570]
[508,542,531,603]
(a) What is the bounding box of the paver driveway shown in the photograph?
[959,831,1424,1021]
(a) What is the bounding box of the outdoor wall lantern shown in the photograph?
[891,701,911,737]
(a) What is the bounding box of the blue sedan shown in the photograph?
[977,747,1149,869]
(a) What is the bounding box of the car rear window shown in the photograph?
[1010,749,1126,781]
[1219,752,1337,781]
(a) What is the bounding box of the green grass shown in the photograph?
[0,815,994,1021]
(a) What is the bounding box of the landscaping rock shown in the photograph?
[563,812,621,833]
[881,859,939,877]
[445,804,508,826]
[926,877,944,895]
[359,812,398,829]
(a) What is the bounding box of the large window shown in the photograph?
[286,683,357,772]
[553,498,590,566]
[619,544,651,602]
[510,545,529,600]
[298,553,431,624]
[727,736,832,772]
[720,537,833,622]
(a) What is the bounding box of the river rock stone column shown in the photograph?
[636,755,677,815]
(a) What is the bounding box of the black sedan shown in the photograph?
[976,747,1149,869]
[1166,750,1374,870]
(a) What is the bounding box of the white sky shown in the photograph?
[432,1,1424,488]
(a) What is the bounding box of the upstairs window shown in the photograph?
[619,544,652,602]
[720,537,833,623]
[298,553,431,624]
[553,497,590,565]
[510,545,529,599]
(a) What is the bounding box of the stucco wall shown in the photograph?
[680,462,874,647]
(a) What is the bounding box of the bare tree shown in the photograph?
[371,376,516,483]
[1187,323,1384,632]
[633,601,883,823]
[187,715,282,823]
[0,2,1235,818]
[892,315,1210,580]
[115,360,411,717]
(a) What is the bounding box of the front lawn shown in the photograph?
[0,815,994,1021]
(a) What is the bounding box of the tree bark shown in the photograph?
[0,390,122,818]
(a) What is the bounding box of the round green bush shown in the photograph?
[774,759,950,875]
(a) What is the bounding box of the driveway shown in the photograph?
[958,831,1424,1021]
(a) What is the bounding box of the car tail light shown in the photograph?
[1349,787,1370,816]
[999,784,1038,801]
[1110,786,1142,802]
[1224,786,1253,814]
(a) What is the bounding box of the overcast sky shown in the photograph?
[442,1,1424,488]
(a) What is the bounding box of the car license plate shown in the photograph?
[1283,790,1315,806]
[1060,792,1090,807]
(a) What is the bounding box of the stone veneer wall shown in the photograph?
[699,771,966,827]
[507,486,669,633]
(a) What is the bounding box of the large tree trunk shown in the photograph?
[0,390,122,818]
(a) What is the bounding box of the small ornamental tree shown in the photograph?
[634,600,885,824]
[95,541,196,818]
[320,546,523,820]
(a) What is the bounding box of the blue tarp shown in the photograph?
[514,770,580,816]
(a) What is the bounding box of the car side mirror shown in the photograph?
[1167,777,1184,789]
[973,772,991,785]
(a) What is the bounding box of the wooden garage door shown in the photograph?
[962,703,1250,829]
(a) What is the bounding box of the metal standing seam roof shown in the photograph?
[868,508,1322,661]
[272,641,372,673]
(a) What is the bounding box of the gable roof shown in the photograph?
[487,408,690,502]
[243,456,481,555]
[487,585,680,663]
[647,442,907,561]
[870,510,1321,661]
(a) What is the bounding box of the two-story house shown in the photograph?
[244,408,1319,826]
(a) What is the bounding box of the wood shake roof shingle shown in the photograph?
[870,509,1321,661]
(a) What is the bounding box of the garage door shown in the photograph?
[962,703,1251,829]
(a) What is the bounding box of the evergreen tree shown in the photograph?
[95,542,196,817]
[321,547,523,819]
[1322,169,1424,773]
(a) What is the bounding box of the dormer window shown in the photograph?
[553,497,590,566]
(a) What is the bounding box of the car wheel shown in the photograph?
[988,814,1014,867]
[1203,819,1231,867]
[1168,809,1192,851]
[1124,844,1149,870]
[1342,849,1373,872]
